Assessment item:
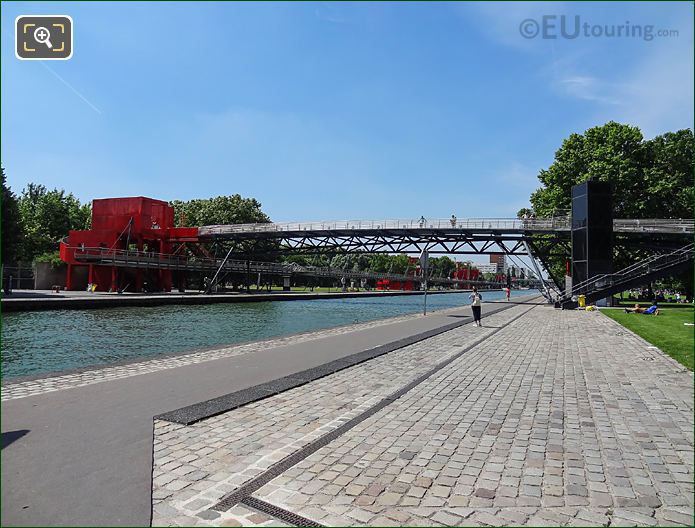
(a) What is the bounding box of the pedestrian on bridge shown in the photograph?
[469,287,483,326]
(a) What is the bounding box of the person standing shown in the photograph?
[505,286,511,301]
[469,286,483,327]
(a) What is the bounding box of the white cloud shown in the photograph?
[612,41,694,137]
[556,76,623,105]
[457,2,694,136]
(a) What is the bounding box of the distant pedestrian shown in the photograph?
[469,286,483,327]
[505,286,511,301]
[450,214,457,227]
[419,216,426,228]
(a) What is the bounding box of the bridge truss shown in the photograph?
[196,217,692,296]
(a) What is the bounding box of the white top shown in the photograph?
[469,292,482,307]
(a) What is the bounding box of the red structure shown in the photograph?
[452,263,480,282]
[376,279,415,291]
[60,197,199,292]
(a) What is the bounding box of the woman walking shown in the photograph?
[469,287,483,327]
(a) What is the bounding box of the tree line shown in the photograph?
[516,122,693,295]
[1,170,91,265]
[3,121,691,287]
[0,170,474,277]
[0,171,273,267]
[284,252,467,278]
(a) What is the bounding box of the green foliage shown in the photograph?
[430,256,456,278]
[171,195,271,227]
[33,250,65,268]
[368,254,396,273]
[16,183,91,262]
[516,207,533,219]
[1,167,23,264]
[524,122,693,286]
[528,122,693,219]
[285,252,468,278]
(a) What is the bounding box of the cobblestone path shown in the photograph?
[152,305,693,527]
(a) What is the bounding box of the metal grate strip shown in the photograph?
[241,496,325,527]
[212,304,536,512]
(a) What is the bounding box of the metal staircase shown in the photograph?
[560,243,694,309]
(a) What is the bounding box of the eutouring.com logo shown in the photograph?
[519,15,679,41]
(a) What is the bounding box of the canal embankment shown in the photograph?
[0,288,509,312]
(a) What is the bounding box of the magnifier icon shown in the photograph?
[34,26,53,49]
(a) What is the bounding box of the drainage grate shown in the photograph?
[241,496,325,527]
[212,304,536,512]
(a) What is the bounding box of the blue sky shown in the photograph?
[2,1,693,224]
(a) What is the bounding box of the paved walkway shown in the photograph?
[2,299,518,526]
[151,306,693,527]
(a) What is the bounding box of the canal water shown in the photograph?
[2,290,527,379]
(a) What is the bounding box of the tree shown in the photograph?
[171,194,274,259]
[524,122,693,286]
[17,183,91,262]
[1,168,23,265]
[368,254,393,273]
[171,195,270,227]
[516,207,533,219]
[528,122,693,219]
[430,256,456,278]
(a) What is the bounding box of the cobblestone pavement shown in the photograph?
[1,309,433,401]
[151,303,531,525]
[152,306,694,527]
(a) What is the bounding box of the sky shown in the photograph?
[2,1,693,227]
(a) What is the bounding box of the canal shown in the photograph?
[1,290,527,379]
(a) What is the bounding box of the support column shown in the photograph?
[66,264,73,291]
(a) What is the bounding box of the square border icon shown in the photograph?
[16,15,73,60]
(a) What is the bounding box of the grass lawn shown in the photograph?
[602,307,694,370]
[614,299,694,308]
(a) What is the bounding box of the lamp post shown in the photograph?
[420,249,429,315]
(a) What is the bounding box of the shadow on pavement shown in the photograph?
[1,429,30,449]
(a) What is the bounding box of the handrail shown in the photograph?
[67,247,539,287]
[566,243,693,298]
[198,217,694,236]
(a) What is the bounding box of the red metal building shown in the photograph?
[60,197,198,292]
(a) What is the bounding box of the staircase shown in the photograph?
[560,243,693,309]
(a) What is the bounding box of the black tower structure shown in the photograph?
[571,180,613,291]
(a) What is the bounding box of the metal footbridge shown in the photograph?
[196,217,693,255]
[71,248,528,289]
[64,215,691,298]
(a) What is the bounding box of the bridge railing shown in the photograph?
[565,242,694,298]
[199,217,572,236]
[611,219,694,233]
[199,217,693,236]
[68,247,526,287]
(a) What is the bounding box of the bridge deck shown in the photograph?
[198,217,693,238]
